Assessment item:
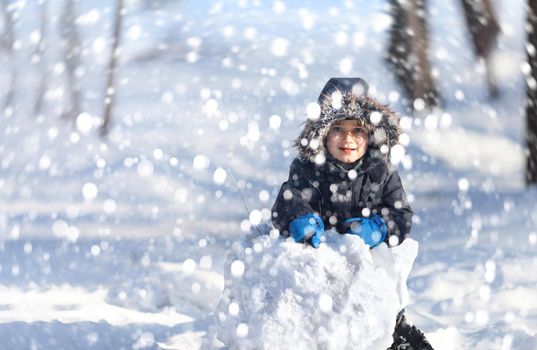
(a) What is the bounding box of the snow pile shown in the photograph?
[214,232,419,350]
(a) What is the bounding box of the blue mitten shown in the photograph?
[344,214,387,248]
[289,213,325,248]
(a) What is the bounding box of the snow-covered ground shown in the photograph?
[1,0,536,349]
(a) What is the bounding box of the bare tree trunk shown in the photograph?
[60,0,81,121]
[527,0,537,185]
[386,0,440,111]
[459,0,501,97]
[3,66,17,114]
[1,0,17,113]
[0,0,13,53]
[101,0,124,136]
[33,0,48,117]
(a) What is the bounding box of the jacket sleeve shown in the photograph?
[271,158,321,236]
[379,169,413,246]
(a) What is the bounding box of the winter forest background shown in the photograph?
[1,0,537,349]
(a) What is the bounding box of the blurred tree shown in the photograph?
[386,0,500,111]
[387,0,440,111]
[527,0,537,184]
[101,0,125,135]
[33,0,48,117]
[459,0,501,97]
[60,0,82,121]
[1,0,17,113]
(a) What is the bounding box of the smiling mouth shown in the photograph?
[339,147,356,152]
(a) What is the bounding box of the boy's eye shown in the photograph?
[331,127,343,133]
[353,128,365,134]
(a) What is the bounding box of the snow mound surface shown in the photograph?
[214,233,419,350]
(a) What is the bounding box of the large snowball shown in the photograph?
[214,233,419,350]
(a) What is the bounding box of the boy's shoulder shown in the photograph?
[367,158,401,182]
[288,157,316,177]
[290,157,313,170]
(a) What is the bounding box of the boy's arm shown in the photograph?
[379,169,413,246]
[271,158,321,236]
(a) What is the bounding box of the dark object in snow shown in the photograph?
[388,312,434,350]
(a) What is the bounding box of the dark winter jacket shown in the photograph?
[271,79,413,246]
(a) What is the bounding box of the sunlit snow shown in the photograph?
[1,1,536,349]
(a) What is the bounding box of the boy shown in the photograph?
[271,77,433,349]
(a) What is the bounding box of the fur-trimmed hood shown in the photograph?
[295,88,401,162]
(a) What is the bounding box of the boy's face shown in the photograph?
[326,120,368,163]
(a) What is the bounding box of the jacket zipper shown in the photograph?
[361,172,389,208]
[308,180,324,214]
